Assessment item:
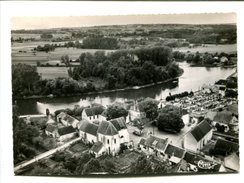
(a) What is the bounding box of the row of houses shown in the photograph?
[45,105,130,157]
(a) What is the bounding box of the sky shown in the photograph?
[11,13,236,30]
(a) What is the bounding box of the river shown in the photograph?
[16,62,235,115]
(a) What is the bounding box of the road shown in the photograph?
[14,136,81,173]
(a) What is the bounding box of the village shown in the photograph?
[15,71,239,175]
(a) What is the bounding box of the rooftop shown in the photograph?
[144,135,168,151]
[189,120,212,142]
[58,126,76,136]
[84,106,105,117]
[97,120,118,136]
[79,120,99,136]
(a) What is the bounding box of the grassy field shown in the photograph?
[173,44,237,53]
[37,67,69,79]
[12,47,115,65]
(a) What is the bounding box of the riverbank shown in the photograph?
[15,76,180,101]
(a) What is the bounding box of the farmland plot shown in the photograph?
[37,67,69,79]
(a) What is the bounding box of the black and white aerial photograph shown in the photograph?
[0,1,242,182]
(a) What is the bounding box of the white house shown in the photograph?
[81,106,106,123]
[109,117,130,143]
[183,120,213,152]
[79,119,99,144]
[57,112,79,129]
[79,117,130,157]
[97,120,121,156]
[138,135,169,155]
[57,126,77,142]
[164,144,186,164]
[89,141,105,158]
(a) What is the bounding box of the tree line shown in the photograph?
[69,46,182,89]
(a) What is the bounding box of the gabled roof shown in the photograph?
[46,124,56,133]
[97,120,118,136]
[144,135,168,151]
[58,126,76,136]
[79,120,99,136]
[90,141,104,153]
[109,117,127,131]
[213,110,233,124]
[224,153,239,172]
[165,144,186,159]
[189,120,212,142]
[138,138,146,146]
[57,112,78,125]
[84,106,105,117]
[214,139,239,155]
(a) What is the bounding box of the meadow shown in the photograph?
[12,47,115,65]
[173,44,237,54]
[37,67,69,79]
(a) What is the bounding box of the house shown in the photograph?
[57,126,77,141]
[79,119,99,144]
[164,144,186,164]
[224,153,239,172]
[212,139,239,156]
[109,117,130,143]
[89,141,105,158]
[183,120,213,152]
[183,151,226,173]
[79,117,130,157]
[139,135,169,155]
[205,110,238,132]
[97,120,121,155]
[81,106,106,123]
[57,112,79,129]
[45,124,57,137]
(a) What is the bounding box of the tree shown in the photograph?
[106,104,128,120]
[82,158,103,174]
[130,155,153,174]
[61,55,70,67]
[156,105,185,133]
[75,153,92,175]
[138,98,159,120]
[12,64,41,96]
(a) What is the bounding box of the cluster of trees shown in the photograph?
[105,104,128,120]
[35,44,55,52]
[82,36,118,49]
[12,46,183,98]
[12,64,41,97]
[29,151,119,175]
[185,52,237,66]
[156,105,185,133]
[130,155,170,174]
[138,98,159,120]
[69,47,182,89]
[13,105,41,165]
[166,91,193,101]
[40,33,53,39]
[12,64,103,98]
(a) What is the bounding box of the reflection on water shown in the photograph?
[17,62,235,115]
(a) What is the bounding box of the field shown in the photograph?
[12,47,115,65]
[173,44,237,53]
[37,67,69,79]
[12,32,72,40]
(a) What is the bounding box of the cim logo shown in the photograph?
[197,160,218,169]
